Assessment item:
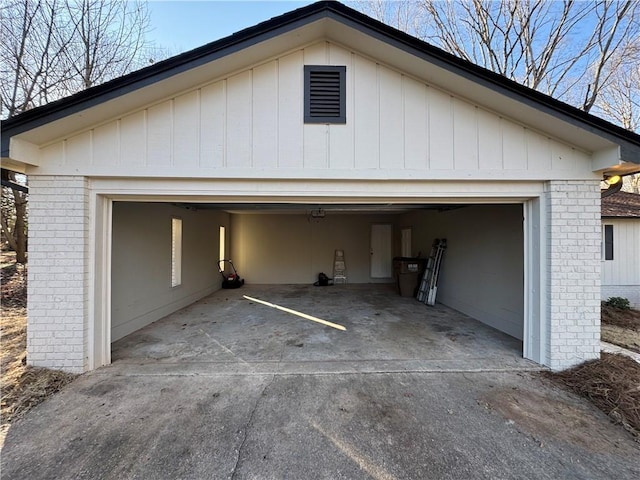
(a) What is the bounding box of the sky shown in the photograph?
[147,1,316,54]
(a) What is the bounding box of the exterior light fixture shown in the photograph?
[604,174,621,186]
[602,174,624,198]
[310,209,325,218]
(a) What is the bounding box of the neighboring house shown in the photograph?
[1,1,639,373]
[601,192,640,308]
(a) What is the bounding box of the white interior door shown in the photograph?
[371,224,393,278]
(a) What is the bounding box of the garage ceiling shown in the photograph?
[171,203,467,214]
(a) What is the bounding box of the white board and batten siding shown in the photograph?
[36,42,593,181]
[601,219,640,308]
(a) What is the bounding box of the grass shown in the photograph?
[1,250,639,443]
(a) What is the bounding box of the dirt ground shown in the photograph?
[483,375,636,452]
[1,250,639,446]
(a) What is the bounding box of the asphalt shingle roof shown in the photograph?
[602,191,640,218]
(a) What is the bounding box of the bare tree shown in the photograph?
[592,40,640,132]
[579,1,639,113]
[621,175,640,193]
[351,0,425,35]
[1,173,27,263]
[1,0,152,117]
[353,1,640,116]
[0,0,71,116]
[0,0,154,262]
[594,39,640,194]
[62,0,150,90]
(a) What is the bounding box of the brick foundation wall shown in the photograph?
[27,176,88,373]
[546,180,601,370]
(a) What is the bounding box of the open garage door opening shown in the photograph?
[109,200,527,368]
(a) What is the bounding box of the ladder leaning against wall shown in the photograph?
[416,239,447,306]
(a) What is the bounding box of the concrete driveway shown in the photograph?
[2,286,639,479]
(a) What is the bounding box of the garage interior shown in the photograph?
[110,201,532,369]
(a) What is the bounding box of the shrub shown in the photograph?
[604,297,631,310]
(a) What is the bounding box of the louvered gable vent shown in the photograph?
[304,65,346,123]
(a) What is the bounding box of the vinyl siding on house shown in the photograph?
[601,218,640,308]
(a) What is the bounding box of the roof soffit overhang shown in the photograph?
[2,1,639,170]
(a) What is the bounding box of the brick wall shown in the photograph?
[546,180,601,370]
[27,176,88,373]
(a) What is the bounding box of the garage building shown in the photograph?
[2,1,639,373]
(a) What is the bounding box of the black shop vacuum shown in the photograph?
[218,260,245,289]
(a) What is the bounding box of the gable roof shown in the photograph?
[2,0,640,169]
[602,191,640,218]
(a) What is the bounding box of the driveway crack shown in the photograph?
[230,374,276,479]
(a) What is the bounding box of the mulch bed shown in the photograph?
[545,353,640,439]
[2,366,78,424]
[601,304,640,331]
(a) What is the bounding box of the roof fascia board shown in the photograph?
[8,138,40,166]
[592,147,622,172]
[1,138,40,171]
[0,158,28,174]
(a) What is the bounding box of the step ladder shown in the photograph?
[416,239,447,306]
[333,249,347,284]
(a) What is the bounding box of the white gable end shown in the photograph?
[35,41,593,181]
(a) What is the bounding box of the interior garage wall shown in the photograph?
[401,205,524,339]
[230,213,399,284]
[111,202,229,341]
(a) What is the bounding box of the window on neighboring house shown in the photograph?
[304,65,346,124]
[171,218,183,287]
[603,224,614,261]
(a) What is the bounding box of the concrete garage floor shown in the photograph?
[111,284,535,374]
